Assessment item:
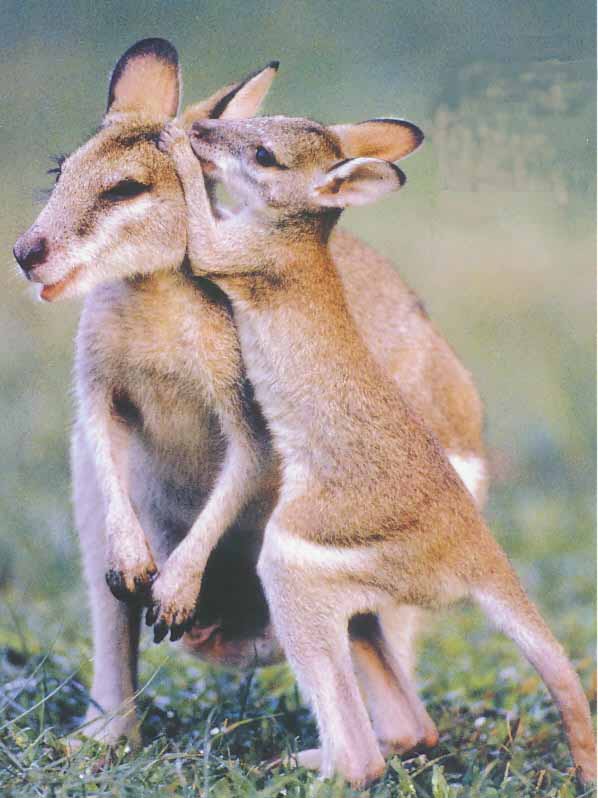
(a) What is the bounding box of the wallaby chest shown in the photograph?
[76,273,241,477]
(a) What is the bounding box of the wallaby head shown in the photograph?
[13,38,278,301]
[188,115,423,217]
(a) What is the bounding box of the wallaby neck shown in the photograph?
[236,206,342,258]
[221,227,394,478]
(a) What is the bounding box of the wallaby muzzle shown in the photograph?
[13,229,49,275]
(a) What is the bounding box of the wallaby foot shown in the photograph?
[274,747,385,785]
[66,708,141,753]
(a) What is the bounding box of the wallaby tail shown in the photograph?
[471,561,596,784]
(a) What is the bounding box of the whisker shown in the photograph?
[46,152,69,184]
[49,153,68,167]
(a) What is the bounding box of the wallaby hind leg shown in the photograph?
[258,532,385,786]
[71,428,141,746]
[346,450,487,756]
[349,453,486,753]
[374,605,439,750]
[353,453,486,753]
[350,611,438,753]
[471,544,596,784]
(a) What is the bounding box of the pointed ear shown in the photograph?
[330,118,423,162]
[312,157,406,208]
[106,38,180,118]
[181,61,279,128]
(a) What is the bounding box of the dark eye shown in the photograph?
[102,179,150,201]
[255,146,278,167]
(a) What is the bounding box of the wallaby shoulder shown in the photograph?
[333,228,484,456]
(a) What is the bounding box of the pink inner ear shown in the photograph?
[219,63,279,120]
[331,120,423,162]
[109,54,180,117]
[314,157,404,209]
[181,62,278,129]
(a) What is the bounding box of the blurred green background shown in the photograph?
[0,1,595,790]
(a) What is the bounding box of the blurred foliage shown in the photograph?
[0,1,595,795]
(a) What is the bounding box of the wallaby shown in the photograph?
[13,39,486,752]
[158,115,596,785]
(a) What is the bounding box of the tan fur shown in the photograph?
[160,114,595,786]
[14,41,487,753]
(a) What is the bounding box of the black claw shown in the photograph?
[145,604,159,626]
[105,570,130,602]
[106,568,156,605]
[153,620,169,644]
[170,622,186,642]
[134,572,156,604]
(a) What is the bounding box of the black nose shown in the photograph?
[13,236,48,273]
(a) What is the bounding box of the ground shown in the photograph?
[0,474,595,797]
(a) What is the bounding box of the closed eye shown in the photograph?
[102,179,150,201]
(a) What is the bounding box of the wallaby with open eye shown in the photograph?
[159,117,596,786]
[13,39,487,752]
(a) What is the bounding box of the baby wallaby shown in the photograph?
[160,117,596,785]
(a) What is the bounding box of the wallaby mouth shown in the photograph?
[38,266,82,301]
[198,157,217,175]
[14,228,84,301]
[188,129,220,175]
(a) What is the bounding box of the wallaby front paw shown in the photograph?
[105,566,156,604]
[145,568,201,643]
[157,121,188,155]
[105,543,157,604]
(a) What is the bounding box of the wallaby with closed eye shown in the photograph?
[158,115,596,786]
[13,39,485,753]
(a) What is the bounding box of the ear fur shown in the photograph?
[181,61,279,128]
[312,157,406,208]
[107,38,180,118]
[330,118,423,162]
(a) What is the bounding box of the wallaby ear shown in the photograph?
[107,38,180,118]
[312,157,406,208]
[330,118,423,162]
[181,61,279,128]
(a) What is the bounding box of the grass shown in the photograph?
[0,550,595,798]
[0,16,595,798]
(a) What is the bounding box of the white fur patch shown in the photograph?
[261,523,374,574]
[472,589,549,660]
[448,453,486,503]
[38,195,161,300]
[71,196,155,273]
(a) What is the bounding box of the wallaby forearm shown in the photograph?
[78,387,157,598]
[164,126,263,278]
[164,128,225,273]
[148,421,261,641]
